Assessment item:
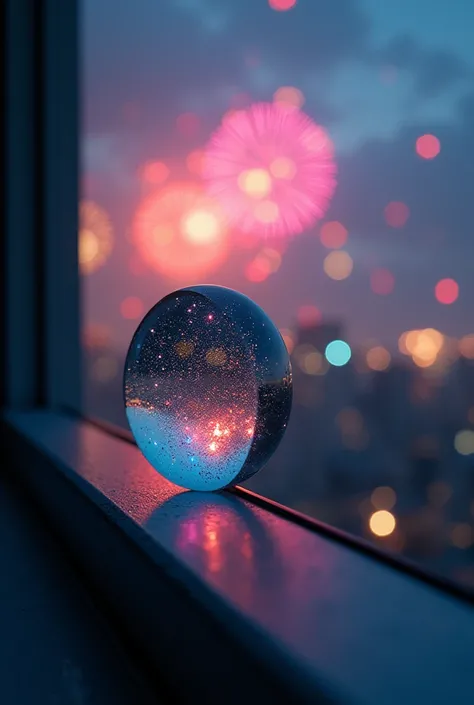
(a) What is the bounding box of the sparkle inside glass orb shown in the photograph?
[124,286,292,491]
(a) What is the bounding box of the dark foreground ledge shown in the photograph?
[3,410,474,705]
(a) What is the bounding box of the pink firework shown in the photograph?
[203,102,337,239]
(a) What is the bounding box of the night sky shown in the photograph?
[82,0,474,354]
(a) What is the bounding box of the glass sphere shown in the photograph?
[124,285,292,491]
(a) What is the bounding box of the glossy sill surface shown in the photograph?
[5,410,474,705]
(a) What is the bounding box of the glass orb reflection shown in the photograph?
[124,286,292,491]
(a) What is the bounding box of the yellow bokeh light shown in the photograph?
[78,200,113,275]
[369,510,396,537]
[454,429,474,455]
[371,486,396,510]
[79,229,100,265]
[323,251,353,280]
[273,86,305,110]
[403,328,444,367]
[269,157,297,180]
[238,168,272,199]
[182,210,220,245]
[459,334,474,359]
[301,351,325,375]
[366,346,391,371]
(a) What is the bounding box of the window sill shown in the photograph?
[3,410,474,705]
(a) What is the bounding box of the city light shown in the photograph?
[370,268,395,296]
[384,201,410,228]
[269,0,297,11]
[369,510,396,537]
[459,335,474,359]
[366,346,391,371]
[323,251,353,280]
[297,305,321,328]
[435,278,459,305]
[320,221,348,249]
[325,340,352,367]
[454,430,474,456]
[416,134,440,160]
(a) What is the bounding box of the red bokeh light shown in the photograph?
[176,113,200,138]
[269,0,297,10]
[384,201,410,228]
[141,161,170,186]
[120,296,144,320]
[203,102,337,239]
[245,257,271,283]
[297,305,322,328]
[416,134,440,160]
[435,278,459,305]
[133,182,228,280]
[320,221,348,249]
[370,268,395,296]
[186,150,206,176]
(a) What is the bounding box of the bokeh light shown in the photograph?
[120,296,144,320]
[325,340,351,367]
[273,86,304,109]
[186,150,206,176]
[182,210,220,245]
[79,200,114,275]
[371,487,396,511]
[323,251,353,280]
[369,510,396,537]
[297,304,321,328]
[295,344,328,376]
[366,346,391,371]
[238,168,272,199]
[370,268,395,296]
[384,201,410,228]
[459,335,474,359]
[245,256,271,283]
[269,0,297,10]
[140,160,170,186]
[451,524,473,549]
[203,102,336,239]
[416,134,440,160]
[269,157,297,180]
[320,221,348,249]
[133,182,228,280]
[454,429,474,456]
[280,328,295,355]
[435,278,459,305]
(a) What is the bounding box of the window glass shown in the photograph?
[82,0,474,588]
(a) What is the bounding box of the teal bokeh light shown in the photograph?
[325,340,351,367]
